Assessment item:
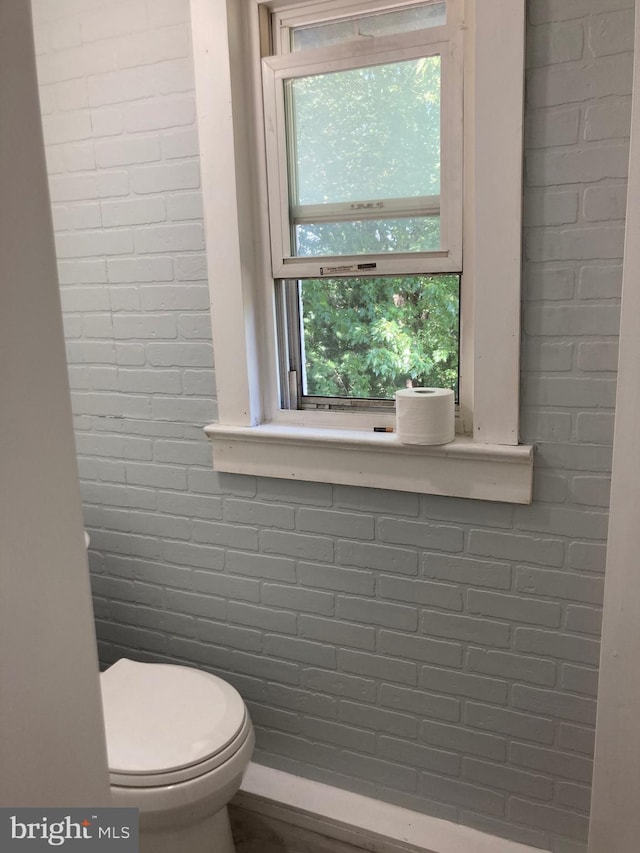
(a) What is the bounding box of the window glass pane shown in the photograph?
[295,215,440,255]
[290,3,447,51]
[286,56,441,210]
[298,274,459,399]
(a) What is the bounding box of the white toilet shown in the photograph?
[100,658,254,853]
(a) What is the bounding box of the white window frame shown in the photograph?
[190,0,533,504]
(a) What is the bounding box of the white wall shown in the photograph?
[0,0,110,806]
[588,1,640,849]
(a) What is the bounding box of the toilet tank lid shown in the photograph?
[100,659,247,776]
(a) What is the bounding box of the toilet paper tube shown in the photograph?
[395,387,455,445]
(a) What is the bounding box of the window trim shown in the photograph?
[189,0,532,503]
[204,423,533,503]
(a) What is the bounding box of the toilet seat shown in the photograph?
[101,659,250,787]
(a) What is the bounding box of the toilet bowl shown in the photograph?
[100,658,254,853]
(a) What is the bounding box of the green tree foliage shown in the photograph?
[300,274,459,398]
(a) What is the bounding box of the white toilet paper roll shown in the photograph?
[395,387,455,445]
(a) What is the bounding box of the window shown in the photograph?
[190,0,533,503]
[264,1,462,413]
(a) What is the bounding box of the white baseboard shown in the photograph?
[235,762,549,853]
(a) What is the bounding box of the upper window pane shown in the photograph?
[287,57,440,205]
[285,55,441,256]
[290,2,447,51]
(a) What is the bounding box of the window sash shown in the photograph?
[262,22,463,279]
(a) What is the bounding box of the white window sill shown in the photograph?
[204,423,534,504]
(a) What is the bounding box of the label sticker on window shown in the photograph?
[320,263,377,275]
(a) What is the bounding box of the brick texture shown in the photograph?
[33,2,633,851]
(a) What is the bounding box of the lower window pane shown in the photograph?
[298,275,459,400]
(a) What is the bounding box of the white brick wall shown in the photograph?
[32,1,634,850]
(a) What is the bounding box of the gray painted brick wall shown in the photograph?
[32,0,633,850]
